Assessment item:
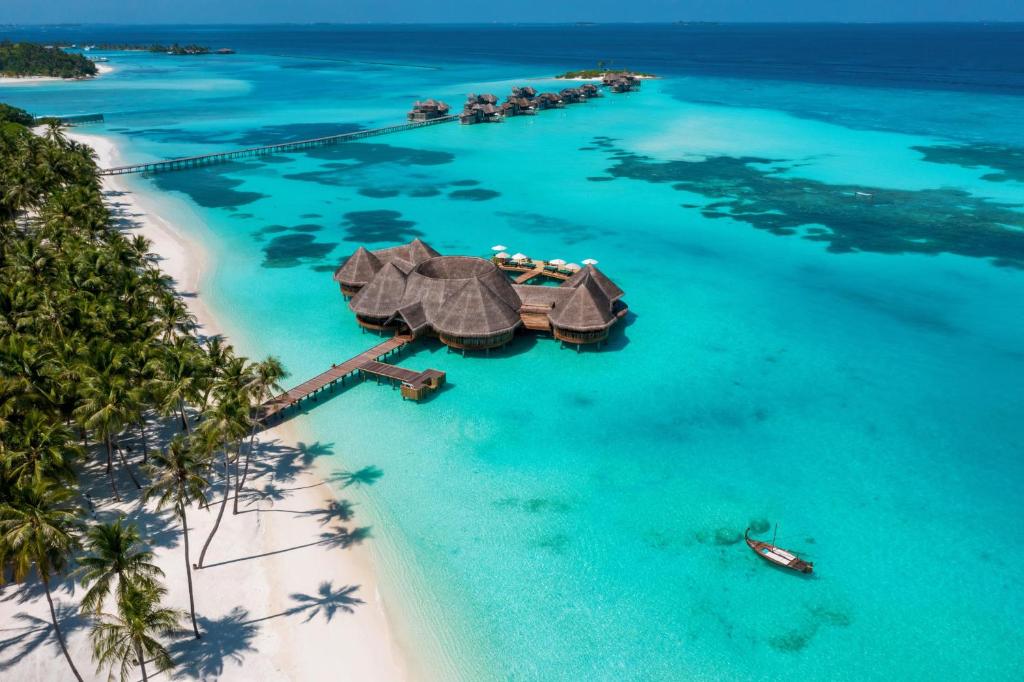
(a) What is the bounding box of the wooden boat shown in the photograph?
[745,527,813,574]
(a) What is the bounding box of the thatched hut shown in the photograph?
[408,99,451,121]
[559,87,586,104]
[460,94,503,124]
[601,73,642,93]
[337,241,626,351]
[534,92,565,110]
[580,83,601,98]
[333,246,383,298]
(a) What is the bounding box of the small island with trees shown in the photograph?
[556,63,657,79]
[0,40,97,78]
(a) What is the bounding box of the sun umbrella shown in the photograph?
[549,258,566,265]
[582,258,599,265]
[510,252,528,261]
[491,244,508,251]
[495,252,511,259]
[565,263,581,271]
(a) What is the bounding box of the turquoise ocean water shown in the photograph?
[3,25,1023,680]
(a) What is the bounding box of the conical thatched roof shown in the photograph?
[406,238,441,263]
[432,278,522,338]
[334,246,383,285]
[563,264,623,302]
[349,262,408,318]
[550,272,615,332]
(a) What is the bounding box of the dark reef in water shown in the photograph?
[262,233,338,268]
[152,162,268,208]
[340,209,422,243]
[585,138,1024,268]
[448,188,500,201]
[283,142,455,188]
[494,210,613,245]
[913,143,1024,184]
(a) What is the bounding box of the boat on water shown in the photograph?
[745,527,813,574]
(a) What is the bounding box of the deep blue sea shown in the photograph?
[3,24,1023,680]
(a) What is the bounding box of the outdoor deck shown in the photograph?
[258,335,444,422]
[500,260,574,283]
[101,115,459,176]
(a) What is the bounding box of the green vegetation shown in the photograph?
[79,43,213,55]
[0,41,97,78]
[0,102,34,125]
[0,107,287,679]
[555,66,656,79]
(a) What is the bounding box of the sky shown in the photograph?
[2,0,1022,24]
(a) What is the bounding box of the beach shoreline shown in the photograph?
[19,129,417,681]
[0,62,113,85]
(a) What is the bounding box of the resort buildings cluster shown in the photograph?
[407,76,637,125]
[334,240,628,351]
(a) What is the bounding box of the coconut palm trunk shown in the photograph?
[178,397,190,434]
[115,442,142,490]
[136,640,149,681]
[233,429,258,515]
[43,576,85,682]
[105,435,120,501]
[196,449,231,568]
[180,506,201,638]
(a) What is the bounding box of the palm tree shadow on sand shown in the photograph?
[0,603,88,671]
[168,607,258,680]
[167,583,363,677]
[334,465,384,488]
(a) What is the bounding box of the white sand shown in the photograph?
[0,62,113,86]
[0,132,413,681]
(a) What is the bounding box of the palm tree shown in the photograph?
[90,582,180,682]
[144,435,209,638]
[196,394,251,568]
[76,518,165,614]
[0,481,84,682]
[157,336,202,434]
[74,356,139,499]
[234,356,286,514]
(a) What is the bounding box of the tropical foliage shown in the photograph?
[0,41,98,78]
[0,106,286,678]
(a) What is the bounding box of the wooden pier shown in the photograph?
[100,115,459,176]
[258,335,445,423]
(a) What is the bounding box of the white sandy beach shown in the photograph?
[0,131,413,681]
[0,62,113,86]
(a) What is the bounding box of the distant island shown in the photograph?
[555,67,657,80]
[0,40,97,78]
[82,43,234,55]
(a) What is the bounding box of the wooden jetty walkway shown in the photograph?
[258,335,445,423]
[100,115,459,176]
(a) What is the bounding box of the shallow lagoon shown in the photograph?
[4,25,1023,679]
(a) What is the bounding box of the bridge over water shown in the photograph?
[99,115,458,176]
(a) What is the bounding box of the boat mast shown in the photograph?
[771,524,778,548]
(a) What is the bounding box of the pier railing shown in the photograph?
[100,115,459,176]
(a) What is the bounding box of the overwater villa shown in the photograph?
[333,239,627,351]
[559,87,588,103]
[501,96,536,116]
[580,83,601,98]
[461,94,504,124]
[407,99,451,121]
[534,92,565,110]
[602,72,642,93]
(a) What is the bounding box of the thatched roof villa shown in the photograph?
[407,99,451,121]
[602,72,642,93]
[333,239,627,351]
[534,92,565,109]
[461,94,504,124]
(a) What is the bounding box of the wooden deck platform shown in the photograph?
[258,335,444,422]
[499,260,573,283]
